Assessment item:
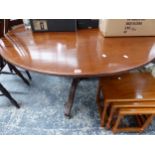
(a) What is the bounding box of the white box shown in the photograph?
[99,19,155,37]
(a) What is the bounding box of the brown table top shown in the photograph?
[0,25,155,77]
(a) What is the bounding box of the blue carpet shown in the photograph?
[0,67,155,135]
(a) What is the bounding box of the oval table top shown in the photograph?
[1,25,155,77]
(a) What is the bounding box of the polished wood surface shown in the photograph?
[97,72,155,127]
[1,25,155,77]
[98,72,155,133]
[99,72,155,100]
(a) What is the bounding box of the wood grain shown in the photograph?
[0,25,155,77]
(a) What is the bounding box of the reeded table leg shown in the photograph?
[64,78,80,118]
[25,70,32,80]
[8,63,30,86]
[0,83,20,108]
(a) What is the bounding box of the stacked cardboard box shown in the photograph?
[99,19,155,37]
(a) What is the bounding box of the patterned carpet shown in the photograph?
[0,65,155,135]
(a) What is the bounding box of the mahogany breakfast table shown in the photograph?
[0,25,155,117]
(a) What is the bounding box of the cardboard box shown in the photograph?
[99,19,155,37]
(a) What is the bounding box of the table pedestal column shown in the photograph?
[64,78,80,118]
